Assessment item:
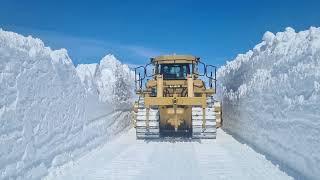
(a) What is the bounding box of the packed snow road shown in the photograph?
[44,129,292,180]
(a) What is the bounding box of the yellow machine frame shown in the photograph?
[133,55,222,134]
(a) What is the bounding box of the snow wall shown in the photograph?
[0,29,134,179]
[218,27,320,180]
[76,54,134,110]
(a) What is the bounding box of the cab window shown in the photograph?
[160,64,190,79]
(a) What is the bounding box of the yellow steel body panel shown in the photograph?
[159,107,192,130]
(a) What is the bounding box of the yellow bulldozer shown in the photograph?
[132,55,222,139]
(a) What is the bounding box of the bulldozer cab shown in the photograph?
[135,55,216,91]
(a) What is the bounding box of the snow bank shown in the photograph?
[0,29,133,179]
[76,54,134,110]
[218,27,320,180]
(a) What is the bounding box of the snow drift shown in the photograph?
[76,54,134,110]
[218,27,320,180]
[0,29,133,179]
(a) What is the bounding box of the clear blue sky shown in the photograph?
[1,0,320,66]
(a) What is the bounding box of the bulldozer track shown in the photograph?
[191,97,217,139]
[135,98,160,139]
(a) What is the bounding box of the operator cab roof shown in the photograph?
[151,55,200,64]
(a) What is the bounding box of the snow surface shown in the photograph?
[44,129,292,180]
[218,27,320,180]
[0,29,133,179]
